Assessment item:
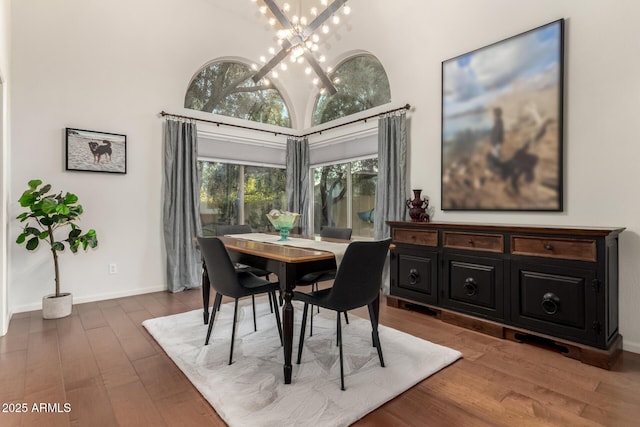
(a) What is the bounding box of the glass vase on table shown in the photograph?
[266,210,301,241]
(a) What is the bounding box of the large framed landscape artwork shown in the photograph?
[441,19,564,211]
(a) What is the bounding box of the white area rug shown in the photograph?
[143,298,461,427]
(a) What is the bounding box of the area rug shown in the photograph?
[143,298,461,427]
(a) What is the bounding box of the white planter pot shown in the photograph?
[42,293,73,319]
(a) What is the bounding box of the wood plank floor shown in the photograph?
[1,289,639,426]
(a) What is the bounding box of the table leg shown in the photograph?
[279,262,296,384]
[202,260,210,324]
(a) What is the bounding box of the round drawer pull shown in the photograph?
[467,239,474,244]
[408,268,420,285]
[542,292,560,315]
[544,244,554,251]
[463,277,478,296]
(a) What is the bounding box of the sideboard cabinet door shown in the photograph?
[390,245,438,305]
[441,253,505,321]
[510,260,601,347]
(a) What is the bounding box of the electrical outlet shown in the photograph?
[109,263,118,274]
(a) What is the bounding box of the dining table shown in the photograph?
[200,233,378,385]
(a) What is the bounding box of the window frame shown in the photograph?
[198,156,287,231]
[309,154,378,238]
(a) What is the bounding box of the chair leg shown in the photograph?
[252,295,257,332]
[271,291,283,346]
[296,303,309,364]
[344,311,349,324]
[313,283,320,313]
[268,292,273,313]
[310,302,314,337]
[205,293,223,345]
[337,311,345,391]
[367,304,385,368]
[229,299,239,365]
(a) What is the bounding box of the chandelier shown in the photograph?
[250,0,352,95]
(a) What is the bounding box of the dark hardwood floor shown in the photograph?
[1,289,639,426]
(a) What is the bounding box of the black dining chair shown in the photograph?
[197,236,283,365]
[296,226,352,334]
[294,238,392,390]
[216,224,277,313]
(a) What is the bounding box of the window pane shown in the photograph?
[185,61,291,127]
[199,162,240,235]
[351,159,377,238]
[199,161,287,234]
[313,164,348,234]
[312,54,391,126]
[243,166,287,231]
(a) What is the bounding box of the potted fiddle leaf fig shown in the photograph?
[16,179,98,319]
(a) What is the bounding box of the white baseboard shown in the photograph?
[9,285,166,314]
[623,339,640,355]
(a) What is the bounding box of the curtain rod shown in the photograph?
[159,103,411,139]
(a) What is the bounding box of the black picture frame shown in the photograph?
[441,19,564,211]
[65,128,127,174]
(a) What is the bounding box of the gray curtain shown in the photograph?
[286,137,310,235]
[374,112,408,293]
[162,119,202,292]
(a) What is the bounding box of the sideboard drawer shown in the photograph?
[393,229,438,246]
[511,236,596,262]
[443,231,504,253]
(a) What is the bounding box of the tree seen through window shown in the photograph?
[185,61,291,128]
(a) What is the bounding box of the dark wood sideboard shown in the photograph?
[386,221,625,369]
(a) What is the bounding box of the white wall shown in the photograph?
[7,0,640,352]
[0,0,11,335]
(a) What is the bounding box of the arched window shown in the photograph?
[312,54,391,126]
[185,60,292,128]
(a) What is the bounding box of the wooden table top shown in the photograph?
[219,235,342,264]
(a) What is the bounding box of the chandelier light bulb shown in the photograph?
[292,15,299,24]
[280,63,288,71]
[320,87,326,95]
[333,77,341,84]
[259,5,267,14]
[306,40,313,48]
[327,66,333,72]
[305,67,312,75]
[322,24,329,34]
[264,78,270,86]
[332,15,340,25]
[319,55,326,63]
[271,70,279,78]
[251,63,258,70]
[311,44,319,52]
[277,39,284,46]
[310,7,318,16]
[343,5,351,15]
[283,3,290,12]
[268,47,276,55]
[269,17,276,26]
[312,34,320,43]
[297,57,304,64]
[260,55,266,63]
[290,54,297,62]
[312,77,319,85]
[300,16,307,25]
[321,0,328,6]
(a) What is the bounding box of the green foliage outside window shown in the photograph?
[199,161,286,234]
[312,54,391,126]
[185,61,291,128]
